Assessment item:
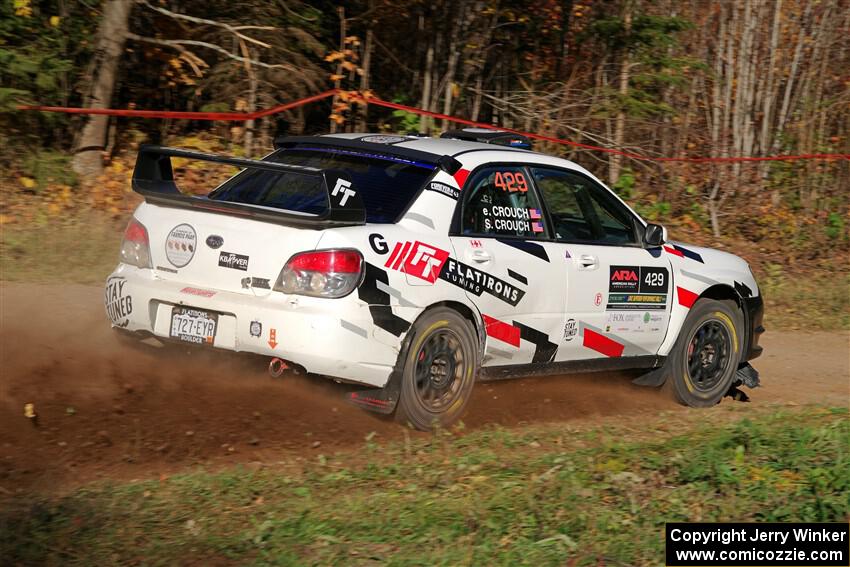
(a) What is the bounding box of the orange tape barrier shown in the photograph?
[19,89,849,163]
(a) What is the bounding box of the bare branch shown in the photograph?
[140,1,274,49]
[126,33,297,71]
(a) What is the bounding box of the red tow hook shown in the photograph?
[268,357,289,378]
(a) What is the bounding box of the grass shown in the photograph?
[2,408,848,565]
[0,212,123,284]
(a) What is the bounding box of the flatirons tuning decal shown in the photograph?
[382,240,526,306]
[439,258,525,306]
[385,241,450,283]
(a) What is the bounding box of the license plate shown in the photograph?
[170,307,218,345]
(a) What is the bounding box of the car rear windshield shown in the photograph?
[208,147,436,223]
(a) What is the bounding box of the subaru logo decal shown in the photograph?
[206,235,224,249]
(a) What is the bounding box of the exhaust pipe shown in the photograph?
[268,357,289,378]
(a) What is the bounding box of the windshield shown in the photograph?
[208,147,436,223]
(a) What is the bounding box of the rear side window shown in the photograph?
[209,148,435,223]
[460,166,547,239]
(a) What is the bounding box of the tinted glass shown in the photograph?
[210,148,435,223]
[461,166,547,238]
[531,168,636,244]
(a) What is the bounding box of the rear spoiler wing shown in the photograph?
[131,145,366,227]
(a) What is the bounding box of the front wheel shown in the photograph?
[665,298,743,407]
[395,308,478,430]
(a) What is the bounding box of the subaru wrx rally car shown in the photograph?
[106,131,764,430]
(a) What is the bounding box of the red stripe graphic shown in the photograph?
[664,245,684,258]
[453,168,470,187]
[583,328,624,358]
[482,314,521,347]
[677,286,699,308]
[385,242,402,269]
[392,242,411,270]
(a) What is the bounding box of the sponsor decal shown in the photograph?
[105,276,132,327]
[564,318,578,341]
[180,286,217,298]
[609,265,668,293]
[426,181,460,200]
[594,292,603,307]
[165,224,197,268]
[385,241,450,283]
[241,277,270,290]
[249,320,262,338]
[268,328,278,349]
[205,234,224,249]
[218,251,249,271]
[606,311,666,333]
[583,328,624,358]
[156,265,178,274]
[369,233,389,255]
[359,134,407,144]
[470,239,483,248]
[331,177,357,206]
[607,266,669,310]
[607,293,667,310]
[439,258,525,306]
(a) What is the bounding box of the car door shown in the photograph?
[529,166,672,361]
[449,164,566,367]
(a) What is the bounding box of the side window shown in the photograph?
[530,167,637,245]
[461,166,547,239]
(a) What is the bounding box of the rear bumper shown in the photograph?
[742,294,765,362]
[104,266,398,387]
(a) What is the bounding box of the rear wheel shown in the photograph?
[665,298,743,407]
[395,308,478,430]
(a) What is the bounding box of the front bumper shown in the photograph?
[742,294,765,362]
[105,267,398,387]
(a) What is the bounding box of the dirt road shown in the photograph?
[1,283,847,494]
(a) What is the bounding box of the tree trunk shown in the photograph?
[72,0,133,179]
[608,2,632,187]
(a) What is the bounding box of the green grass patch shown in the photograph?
[0,212,122,284]
[2,408,847,565]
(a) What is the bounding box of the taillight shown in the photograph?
[119,218,152,268]
[275,249,363,298]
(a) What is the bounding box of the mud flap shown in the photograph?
[724,363,760,403]
[632,366,668,387]
[346,370,402,415]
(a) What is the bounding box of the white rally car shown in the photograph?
[106,131,764,429]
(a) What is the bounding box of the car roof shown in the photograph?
[273,132,592,178]
[319,132,534,158]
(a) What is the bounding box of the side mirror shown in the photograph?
[644,223,667,246]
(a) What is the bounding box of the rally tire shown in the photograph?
[395,308,478,430]
[665,298,743,407]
